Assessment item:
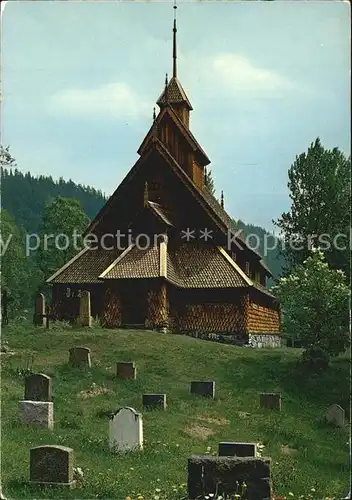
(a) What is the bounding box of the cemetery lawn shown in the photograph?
[1,321,350,499]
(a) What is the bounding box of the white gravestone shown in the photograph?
[19,401,54,429]
[109,407,143,452]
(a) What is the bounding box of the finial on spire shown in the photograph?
[173,0,177,78]
[152,107,157,141]
[164,73,169,104]
[221,190,224,209]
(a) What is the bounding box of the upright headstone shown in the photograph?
[190,381,215,398]
[260,393,281,410]
[109,407,143,452]
[77,291,92,327]
[142,393,166,410]
[327,404,345,428]
[30,445,75,488]
[219,442,257,457]
[24,373,52,402]
[33,293,45,326]
[69,347,91,368]
[116,361,136,380]
[188,455,271,500]
[19,401,54,429]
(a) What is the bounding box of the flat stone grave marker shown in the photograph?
[190,381,215,398]
[33,293,46,326]
[142,393,166,410]
[19,401,54,429]
[25,373,52,402]
[116,361,136,380]
[77,291,92,327]
[260,392,281,410]
[69,347,91,368]
[219,442,257,457]
[188,455,271,500]
[109,407,143,452]
[30,445,75,488]
[327,404,345,428]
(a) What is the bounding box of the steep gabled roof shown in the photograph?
[154,140,271,274]
[84,139,271,278]
[137,105,210,166]
[157,76,193,110]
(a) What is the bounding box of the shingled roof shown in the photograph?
[100,245,160,280]
[166,243,249,289]
[47,247,121,284]
[157,76,193,110]
[97,241,249,289]
[148,201,174,226]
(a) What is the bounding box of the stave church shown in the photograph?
[47,8,281,347]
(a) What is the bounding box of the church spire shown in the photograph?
[173,0,177,78]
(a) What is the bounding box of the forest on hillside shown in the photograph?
[1,167,107,233]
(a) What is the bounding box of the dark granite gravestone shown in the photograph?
[30,445,75,488]
[116,361,136,380]
[260,393,281,410]
[188,455,271,500]
[24,373,52,402]
[33,293,46,326]
[142,394,166,409]
[69,347,91,368]
[190,381,215,398]
[219,441,257,457]
[327,404,345,428]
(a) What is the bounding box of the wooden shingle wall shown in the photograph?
[145,282,168,329]
[101,284,122,328]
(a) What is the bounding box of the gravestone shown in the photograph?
[33,293,45,326]
[327,404,345,428]
[109,407,143,452]
[116,361,136,380]
[24,373,52,402]
[77,291,92,327]
[19,401,54,429]
[30,445,75,488]
[69,347,91,368]
[219,442,257,457]
[260,393,281,410]
[188,455,271,500]
[142,393,166,410]
[190,381,215,398]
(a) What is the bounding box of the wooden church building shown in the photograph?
[47,10,281,347]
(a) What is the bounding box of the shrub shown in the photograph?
[273,250,350,368]
[301,346,330,373]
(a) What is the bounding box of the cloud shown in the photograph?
[48,82,153,120]
[208,53,296,95]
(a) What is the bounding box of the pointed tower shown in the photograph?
[156,2,193,128]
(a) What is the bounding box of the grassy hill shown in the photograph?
[1,322,349,499]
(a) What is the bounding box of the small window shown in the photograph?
[245,262,250,276]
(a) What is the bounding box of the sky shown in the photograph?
[1,0,350,231]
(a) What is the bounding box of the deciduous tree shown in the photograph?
[37,197,90,280]
[273,250,350,366]
[275,138,350,277]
